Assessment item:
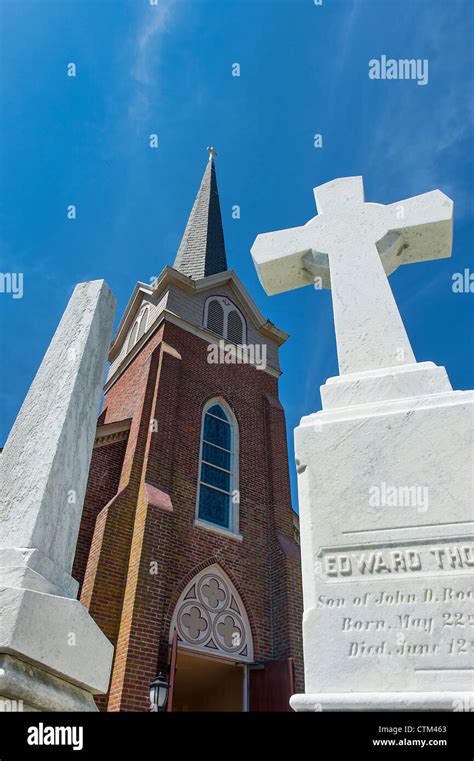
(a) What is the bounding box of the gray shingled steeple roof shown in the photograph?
[173,151,228,280]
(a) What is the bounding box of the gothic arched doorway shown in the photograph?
[168,564,253,711]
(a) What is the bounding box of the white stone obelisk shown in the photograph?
[0,280,116,711]
[252,177,474,711]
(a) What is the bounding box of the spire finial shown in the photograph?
[207,146,218,160]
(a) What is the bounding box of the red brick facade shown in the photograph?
[73,305,304,711]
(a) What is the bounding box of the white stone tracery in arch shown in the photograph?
[169,564,253,663]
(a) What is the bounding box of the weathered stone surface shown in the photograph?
[0,587,113,694]
[0,280,116,710]
[0,280,116,594]
[0,654,100,712]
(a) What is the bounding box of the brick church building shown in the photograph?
[72,150,303,712]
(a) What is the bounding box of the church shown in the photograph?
[72,149,304,712]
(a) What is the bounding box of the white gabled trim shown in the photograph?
[109,281,153,361]
[149,266,288,343]
[104,310,281,394]
[108,266,288,366]
[192,269,289,344]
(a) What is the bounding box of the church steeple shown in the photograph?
[173,147,228,280]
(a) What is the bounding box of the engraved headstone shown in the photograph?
[252,177,474,711]
[0,280,116,711]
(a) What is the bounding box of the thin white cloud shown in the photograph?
[128,0,179,124]
[132,1,177,86]
[335,0,362,77]
[324,0,363,108]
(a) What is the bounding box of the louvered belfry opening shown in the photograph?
[207,299,225,336]
[205,297,246,345]
[227,309,244,344]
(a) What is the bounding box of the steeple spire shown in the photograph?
[173,148,228,280]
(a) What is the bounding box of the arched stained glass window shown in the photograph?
[197,401,237,531]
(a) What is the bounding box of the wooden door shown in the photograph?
[248,658,294,712]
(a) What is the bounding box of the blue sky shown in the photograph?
[1,0,473,507]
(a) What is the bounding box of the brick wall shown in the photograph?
[75,313,304,711]
[72,438,127,594]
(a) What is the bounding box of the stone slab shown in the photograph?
[0,654,99,712]
[320,362,452,409]
[0,586,113,694]
[290,692,474,712]
[294,387,474,709]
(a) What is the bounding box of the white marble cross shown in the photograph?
[251,177,453,374]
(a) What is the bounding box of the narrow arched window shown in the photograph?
[227,309,244,344]
[137,307,148,341]
[127,321,139,353]
[197,400,238,532]
[206,299,224,336]
[127,305,149,355]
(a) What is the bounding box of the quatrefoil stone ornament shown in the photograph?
[216,615,241,649]
[201,578,226,609]
[181,606,208,640]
